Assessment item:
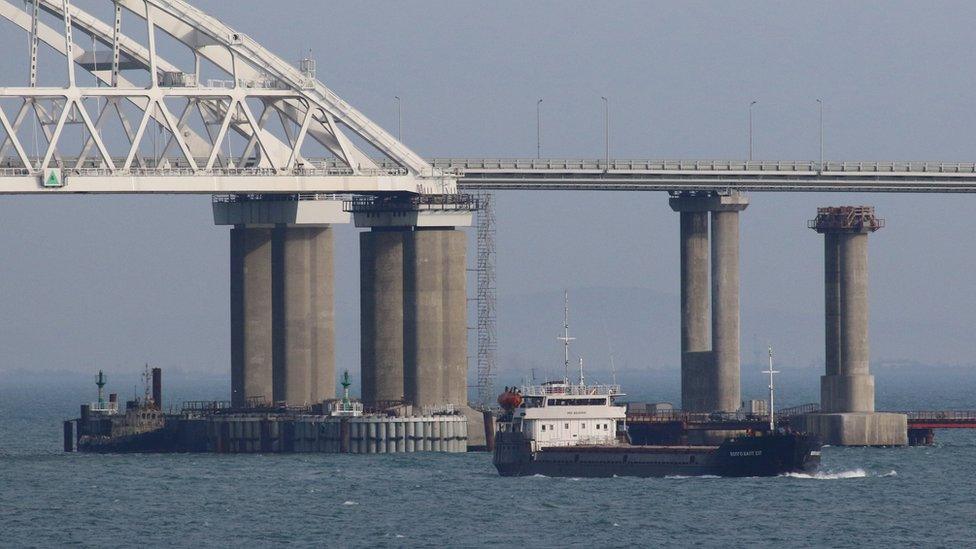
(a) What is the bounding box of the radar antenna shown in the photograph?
[556,290,575,383]
[602,319,617,387]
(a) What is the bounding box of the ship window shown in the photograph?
[541,425,546,432]
[565,423,569,429]
[582,423,586,429]
[548,398,608,406]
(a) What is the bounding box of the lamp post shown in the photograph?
[817,98,823,169]
[537,98,543,159]
[394,96,401,141]
[601,96,610,168]
[749,100,757,162]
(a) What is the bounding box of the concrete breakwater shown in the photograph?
[207,414,468,454]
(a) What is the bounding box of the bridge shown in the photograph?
[625,407,976,446]
[5,156,976,194]
[0,1,966,448]
[451,159,976,193]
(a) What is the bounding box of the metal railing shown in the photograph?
[344,193,479,213]
[0,158,411,178]
[627,403,821,424]
[181,401,232,413]
[89,401,120,414]
[212,193,347,203]
[900,411,976,421]
[517,383,623,397]
[776,403,821,417]
[433,158,976,174]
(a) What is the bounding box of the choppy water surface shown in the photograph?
[3,383,976,547]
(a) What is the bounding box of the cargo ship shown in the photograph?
[492,294,822,478]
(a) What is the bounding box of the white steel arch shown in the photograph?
[0,0,455,194]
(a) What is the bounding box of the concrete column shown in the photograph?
[824,233,842,377]
[230,227,274,407]
[360,228,407,405]
[403,228,467,409]
[679,211,711,354]
[823,232,875,413]
[670,192,747,413]
[679,210,712,412]
[710,210,742,412]
[272,226,335,406]
[840,233,870,378]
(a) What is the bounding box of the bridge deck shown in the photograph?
[451,158,976,193]
[3,157,976,193]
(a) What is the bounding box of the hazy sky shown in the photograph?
[1,1,975,394]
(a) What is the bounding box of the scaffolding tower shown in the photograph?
[475,191,497,408]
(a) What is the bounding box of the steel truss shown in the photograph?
[0,0,455,194]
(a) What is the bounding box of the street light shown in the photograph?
[537,98,543,159]
[749,100,757,162]
[601,96,610,168]
[817,98,824,169]
[394,96,401,141]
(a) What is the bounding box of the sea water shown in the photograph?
[2,378,975,547]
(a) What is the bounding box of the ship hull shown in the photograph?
[493,431,821,478]
[78,429,172,453]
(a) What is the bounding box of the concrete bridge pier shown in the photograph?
[353,197,474,410]
[670,192,748,413]
[217,197,347,407]
[797,206,907,446]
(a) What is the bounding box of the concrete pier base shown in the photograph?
[795,412,908,446]
[459,405,487,450]
[821,374,875,413]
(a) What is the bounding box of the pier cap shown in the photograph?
[347,194,476,228]
[808,206,884,234]
[213,194,350,227]
[669,191,749,213]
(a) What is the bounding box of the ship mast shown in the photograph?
[95,370,106,407]
[556,290,575,384]
[763,345,780,431]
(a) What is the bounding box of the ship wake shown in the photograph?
[784,468,895,480]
